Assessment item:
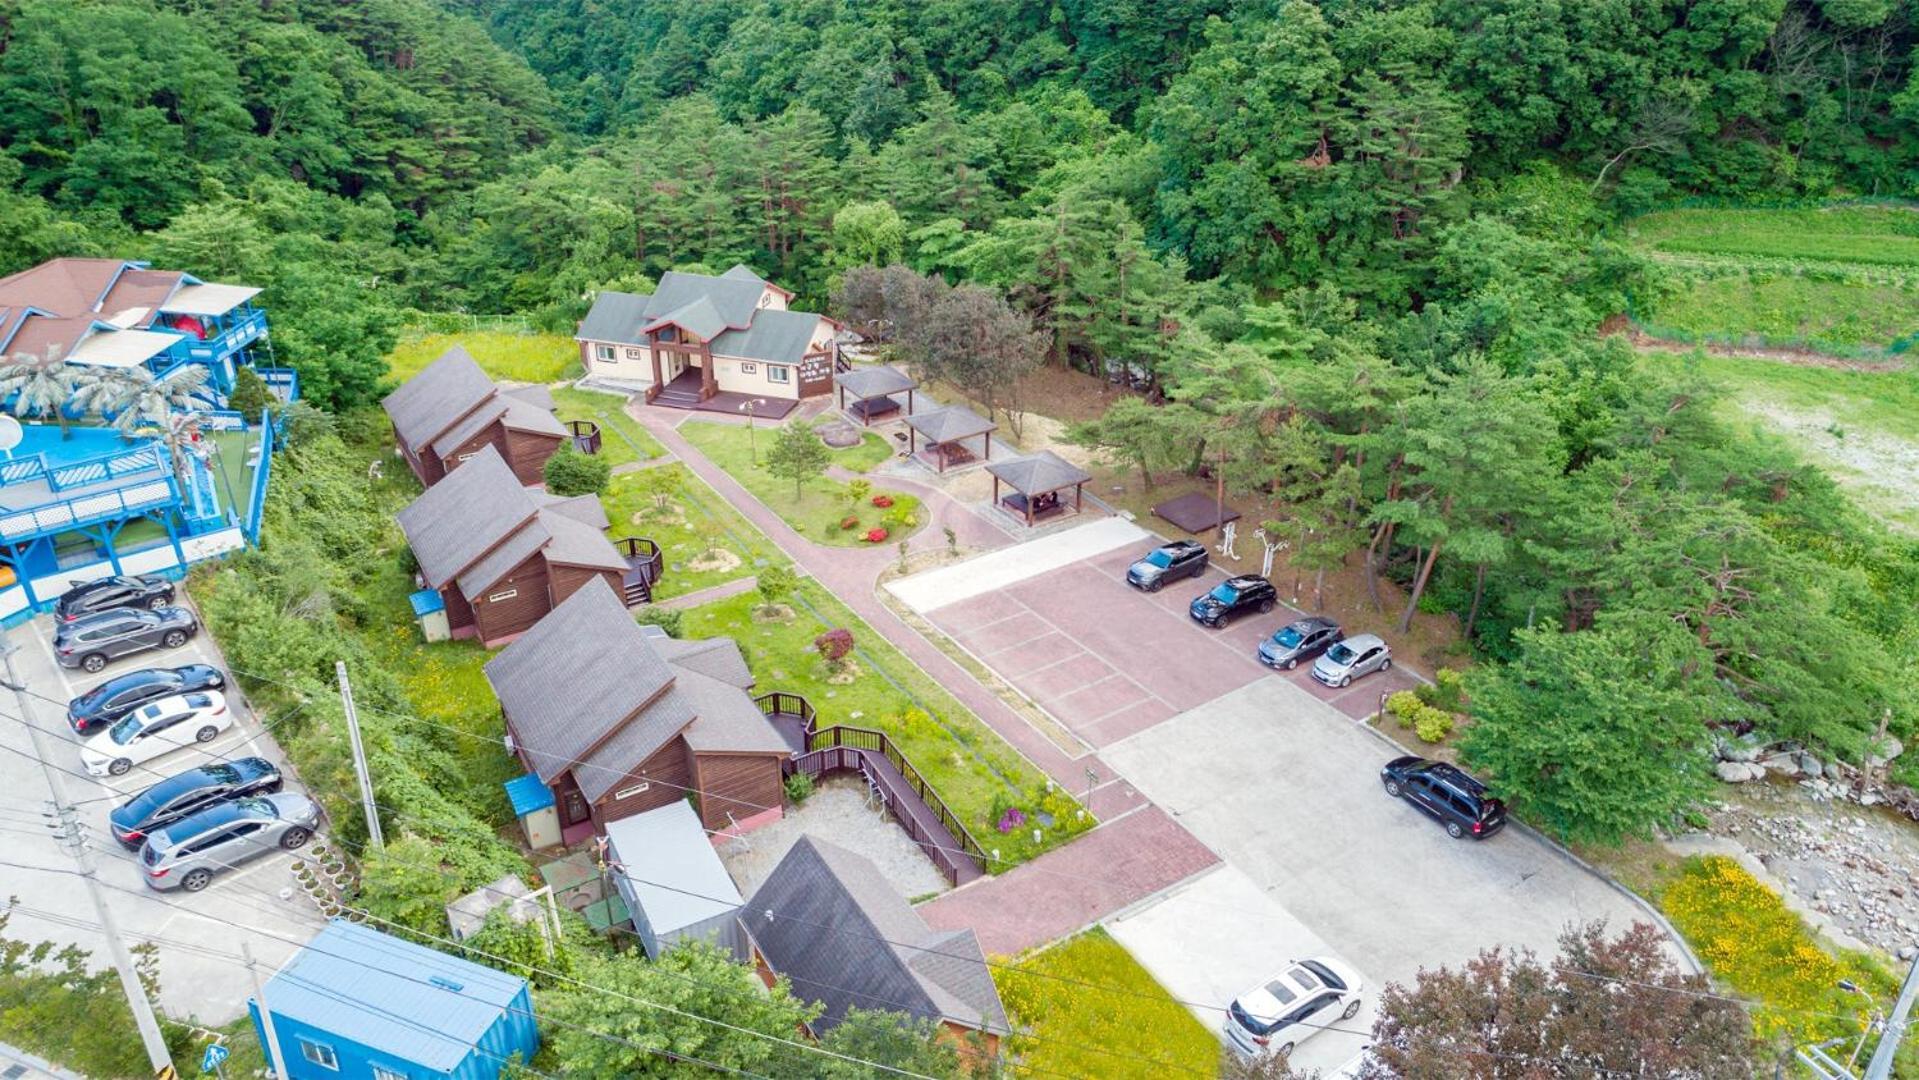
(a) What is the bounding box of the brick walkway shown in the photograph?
[917,804,1220,957]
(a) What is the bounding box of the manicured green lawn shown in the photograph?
[678,581,1091,866]
[680,419,924,547]
[993,928,1220,1080]
[599,463,786,600]
[551,386,665,466]
[818,422,896,472]
[387,330,583,384]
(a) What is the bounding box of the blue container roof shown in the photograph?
[504,773,555,816]
[263,919,527,1072]
[408,588,446,617]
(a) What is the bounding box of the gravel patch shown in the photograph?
[717,778,951,901]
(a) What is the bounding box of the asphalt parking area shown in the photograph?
[900,520,1423,747]
[1101,679,1665,1020]
[0,613,322,1025]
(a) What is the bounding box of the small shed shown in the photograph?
[834,366,918,425]
[409,587,448,643]
[904,405,996,473]
[604,801,746,959]
[250,919,538,1080]
[986,451,1093,527]
[504,773,560,850]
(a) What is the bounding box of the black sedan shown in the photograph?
[1126,540,1209,592]
[67,664,228,736]
[1189,575,1277,628]
[54,575,175,622]
[108,757,284,850]
[1257,617,1342,670]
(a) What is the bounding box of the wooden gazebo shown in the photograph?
[905,405,996,473]
[834,366,918,426]
[986,451,1092,526]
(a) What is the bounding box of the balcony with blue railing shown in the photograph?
[178,306,268,365]
[0,431,178,545]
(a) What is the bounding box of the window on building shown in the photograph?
[372,1066,409,1080]
[767,366,790,384]
[595,344,615,362]
[625,347,644,360]
[298,1039,340,1070]
[739,363,757,374]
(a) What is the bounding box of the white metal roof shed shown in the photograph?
[604,800,746,959]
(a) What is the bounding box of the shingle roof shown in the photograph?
[743,838,1010,1036]
[485,580,786,801]
[538,508,627,572]
[536,491,610,530]
[710,308,824,365]
[835,366,917,399]
[500,395,566,438]
[984,450,1091,496]
[643,296,728,342]
[576,290,653,346]
[429,397,509,459]
[905,404,996,444]
[646,271,764,329]
[261,919,527,1073]
[501,383,556,411]
[394,448,537,588]
[383,347,498,450]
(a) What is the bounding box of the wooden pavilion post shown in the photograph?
[1075,480,1084,515]
[906,388,915,416]
[699,341,716,400]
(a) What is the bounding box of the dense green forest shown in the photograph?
[3,0,1918,842]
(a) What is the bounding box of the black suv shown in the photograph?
[109,757,284,850]
[54,575,175,622]
[1189,575,1277,628]
[1126,541,1208,592]
[53,607,199,673]
[68,665,227,736]
[1380,757,1506,840]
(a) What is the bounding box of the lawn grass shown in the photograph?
[387,330,583,384]
[550,386,665,466]
[679,419,924,547]
[1631,206,1919,267]
[816,422,896,472]
[677,580,1091,865]
[1646,275,1919,349]
[993,928,1221,1080]
[599,463,786,600]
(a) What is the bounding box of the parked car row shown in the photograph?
[55,576,319,894]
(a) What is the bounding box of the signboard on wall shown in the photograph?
[796,353,833,396]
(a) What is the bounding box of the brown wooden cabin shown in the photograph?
[395,446,626,647]
[382,345,567,487]
[484,578,792,839]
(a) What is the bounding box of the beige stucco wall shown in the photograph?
[582,340,654,381]
[712,355,801,400]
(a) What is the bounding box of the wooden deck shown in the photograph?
[650,370,799,419]
[617,536,663,604]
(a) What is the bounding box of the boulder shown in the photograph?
[1716,736,1763,763]
[1866,736,1906,771]
[1761,753,1802,778]
[1717,761,1759,783]
[1795,752,1824,779]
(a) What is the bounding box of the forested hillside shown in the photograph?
[3,0,1918,843]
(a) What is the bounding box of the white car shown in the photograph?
[1224,956,1365,1060]
[79,691,231,777]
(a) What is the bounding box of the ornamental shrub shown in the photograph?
[872,494,894,508]
[1414,707,1455,743]
[815,628,855,664]
[1387,690,1423,727]
[840,515,860,530]
[1419,667,1468,713]
[865,526,889,543]
[543,445,610,496]
[783,772,815,805]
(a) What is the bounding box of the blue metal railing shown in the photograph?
[244,408,273,543]
[200,410,248,432]
[0,473,179,543]
[255,367,299,402]
[0,443,165,493]
[180,310,267,363]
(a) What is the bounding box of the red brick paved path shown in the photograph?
[918,804,1219,956]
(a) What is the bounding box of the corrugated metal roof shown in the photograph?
[262,919,527,1073]
[503,774,555,816]
[66,327,179,368]
[605,801,743,936]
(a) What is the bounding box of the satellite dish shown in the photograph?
[0,416,22,457]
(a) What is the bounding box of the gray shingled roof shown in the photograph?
[537,492,610,530]
[539,509,626,573]
[394,448,537,588]
[576,291,653,346]
[835,366,917,400]
[429,397,509,459]
[984,450,1091,496]
[501,383,556,411]
[709,308,823,365]
[486,580,786,801]
[905,405,996,444]
[721,264,767,284]
[647,271,764,329]
[743,837,1009,1036]
[644,296,728,342]
[383,346,498,450]
[501,395,565,438]
[654,637,754,687]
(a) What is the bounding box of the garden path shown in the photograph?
[627,402,1161,826]
[655,575,759,610]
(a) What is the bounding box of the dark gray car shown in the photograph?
[140,793,320,892]
[1257,617,1342,670]
[53,607,199,673]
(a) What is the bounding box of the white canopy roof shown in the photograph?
[604,801,743,936]
[160,283,261,317]
[68,328,177,368]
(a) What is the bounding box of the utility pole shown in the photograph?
[1,639,175,1078]
[1865,953,1919,1079]
[244,942,290,1080]
[335,661,381,849]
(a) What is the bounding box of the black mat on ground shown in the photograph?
[1151,492,1241,534]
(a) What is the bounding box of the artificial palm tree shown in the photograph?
[91,365,214,489]
[0,346,77,436]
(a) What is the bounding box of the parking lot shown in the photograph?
[895,519,1423,748]
[1102,678,1670,1062]
[0,612,322,1025]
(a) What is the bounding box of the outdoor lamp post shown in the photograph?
[740,397,767,464]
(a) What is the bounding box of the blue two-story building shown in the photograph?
[251,920,540,1080]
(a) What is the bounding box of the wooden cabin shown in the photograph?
[382,346,567,487]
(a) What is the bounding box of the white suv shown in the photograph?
[1224,956,1365,1060]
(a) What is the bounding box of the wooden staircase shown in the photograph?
[617,536,664,604]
